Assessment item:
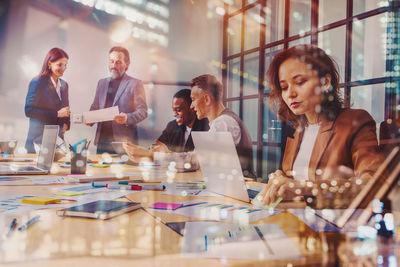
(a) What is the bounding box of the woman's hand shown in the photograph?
[57,106,70,118]
[150,140,171,153]
[259,170,301,205]
[123,142,153,163]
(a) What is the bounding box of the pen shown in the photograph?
[176,184,206,190]
[18,215,40,231]
[69,144,75,153]
[6,218,17,237]
[106,184,165,191]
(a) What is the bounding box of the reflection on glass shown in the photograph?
[289,36,311,47]
[228,0,243,13]
[227,57,241,98]
[246,0,258,4]
[227,100,240,116]
[351,84,385,124]
[243,98,259,141]
[262,146,281,181]
[352,13,387,81]
[244,5,261,51]
[289,0,311,36]
[243,52,259,96]
[264,46,283,94]
[252,144,257,176]
[228,14,242,56]
[263,100,282,143]
[318,0,346,26]
[265,0,285,43]
[353,0,389,15]
[318,26,346,82]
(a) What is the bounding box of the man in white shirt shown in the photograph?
[124,75,255,177]
[190,74,255,177]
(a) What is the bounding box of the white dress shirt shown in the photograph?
[50,76,61,100]
[292,123,320,181]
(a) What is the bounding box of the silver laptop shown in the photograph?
[0,125,59,175]
[192,131,251,202]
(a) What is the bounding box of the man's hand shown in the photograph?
[61,123,69,137]
[123,142,153,163]
[114,112,128,124]
[57,106,70,118]
[84,119,94,127]
[150,140,171,153]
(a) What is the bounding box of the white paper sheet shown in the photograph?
[147,200,279,224]
[83,106,119,123]
[30,176,74,184]
[181,222,303,260]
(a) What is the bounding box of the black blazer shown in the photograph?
[24,75,70,153]
[157,118,209,152]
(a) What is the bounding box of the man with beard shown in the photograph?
[86,46,147,154]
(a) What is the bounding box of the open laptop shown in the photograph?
[192,131,254,202]
[192,131,400,230]
[0,125,59,175]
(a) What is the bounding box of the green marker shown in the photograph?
[267,197,282,209]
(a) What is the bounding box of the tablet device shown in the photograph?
[56,200,142,220]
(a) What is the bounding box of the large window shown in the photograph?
[223,0,400,180]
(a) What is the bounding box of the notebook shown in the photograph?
[192,131,254,202]
[56,200,142,220]
[0,125,59,175]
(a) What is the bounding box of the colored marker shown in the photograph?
[267,197,283,210]
[204,235,208,251]
[18,215,40,231]
[6,218,17,237]
[106,184,165,191]
[118,180,143,185]
[91,182,108,187]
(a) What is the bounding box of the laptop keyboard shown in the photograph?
[247,189,260,200]
[0,164,41,172]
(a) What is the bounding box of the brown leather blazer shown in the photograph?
[282,109,384,181]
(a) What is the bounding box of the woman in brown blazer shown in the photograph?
[260,45,383,205]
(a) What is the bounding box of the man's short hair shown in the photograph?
[173,89,192,105]
[109,46,130,64]
[191,74,223,102]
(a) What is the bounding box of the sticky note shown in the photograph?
[22,197,62,205]
[54,191,86,197]
[148,202,183,210]
[91,164,110,168]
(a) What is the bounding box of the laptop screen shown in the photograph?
[192,131,250,202]
[37,125,59,170]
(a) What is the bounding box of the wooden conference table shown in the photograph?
[0,154,397,266]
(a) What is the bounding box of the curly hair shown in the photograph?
[266,45,343,128]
